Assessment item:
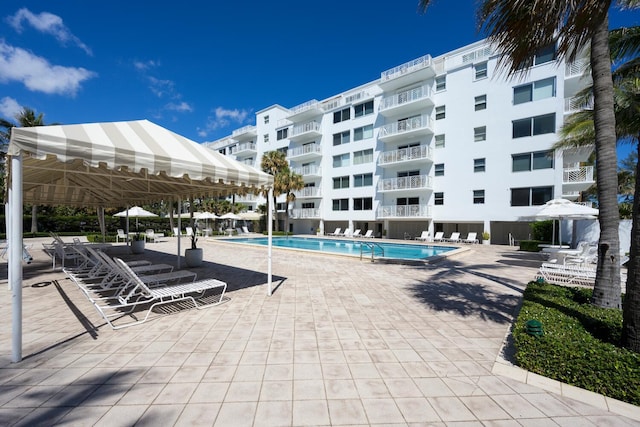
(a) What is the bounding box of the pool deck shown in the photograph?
[0,236,637,426]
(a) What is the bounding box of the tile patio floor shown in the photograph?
[0,236,638,426]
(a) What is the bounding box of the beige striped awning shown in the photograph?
[8,119,273,207]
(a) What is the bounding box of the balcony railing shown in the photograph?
[566,58,588,78]
[563,166,594,183]
[287,143,321,159]
[232,125,257,138]
[379,115,432,138]
[290,208,320,219]
[295,187,321,198]
[378,145,433,166]
[235,142,256,153]
[379,85,431,112]
[290,100,322,115]
[564,97,593,114]
[381,54,432,82]
[377,175,432,191]
[290,121,321,138]
[377,204,432,218]
[292,165,321,176]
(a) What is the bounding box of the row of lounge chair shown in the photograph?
[326,228,374,238]
[414,231,479,244]
[62,245,227,329]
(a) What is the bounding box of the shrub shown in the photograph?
[514,282,640,405]
[519,240,545,252]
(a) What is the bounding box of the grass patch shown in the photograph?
[514,281,640,405]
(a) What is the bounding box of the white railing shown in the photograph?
[563,166,594,183]
[379,85,431,112]
[345,90,368,104]
[377,204,432,218]
[381,54,432,82]
[290,208,320,219]
[564,97,593,113]
[295,187,321,198]
[378,145,433,165]
[290,100,322,115]
[291,121,321,137]
[232,125,256,137]
[462,46,492,64]
[236,194,258,202]
[574,201,594,208]
[203,136,234,150]
[377,175,432,191]
[235,142,256,152]
[322,97,342,111]
[566,58,589,77]
[287,143,322,158]
[379,115,432,138]
[292,165,321,176]
[276,119,292,128]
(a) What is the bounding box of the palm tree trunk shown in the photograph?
[591,12,621,309]
[622,138,640,351]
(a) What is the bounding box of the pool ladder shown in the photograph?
[360,241,384,262]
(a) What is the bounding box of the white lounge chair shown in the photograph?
[362,230,374,238]
[186,227,194,237]
[351,229,362,238]
[327,228,341,236]
[415,231,430,242]
[461,232,478,244]
[242,226,250,234]
[116,229,128,243]
[444,232,461,243]
[340,228,352,237]
[173,227,186,237]
[145,229,164,243]
[432,232,444,242]
[536,262,596,286]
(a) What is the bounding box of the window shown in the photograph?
[435,163,444,176]
[512,113,555,138]
[474,126,487,142]
[354,173,373,187]
[473,190,485,204]
[435,75,446,91]
[333,176,349,189]
[218,148,226,155]
[333,131,350,146]
[353,197,373,211]
[332,198,349,211]
[354,100,374,117]
[511,186,553,206]
[333,107,350,123]
[535,45,556,65]
[474,158,485,173]
[277,128,288,140]
[434,134,445,148]
[434,192,444,205]
[301,202,315,209]
[397,197,419,206]
[475,62,488,79]
[264,115,269,124]
[333,153,350,168]
[435,105,446,120]
[512,150,554,172]
[513,77,556,105]
[276,147,288,156]
[353,124,374,141]
[475,95,487,111]
[263,134,269,143]
[353,149,373,165]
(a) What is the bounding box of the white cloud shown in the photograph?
[198,106,251,137]
[134,60,158,72]
[7,8,92,55]
[147,76,175,98]
[0,96,21,119]
[166,101,193,112]
[0,40,97,96]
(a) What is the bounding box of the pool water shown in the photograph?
[220,236,456,261]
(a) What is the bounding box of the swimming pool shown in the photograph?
[220,236,457,261]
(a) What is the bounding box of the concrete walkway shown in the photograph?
[0,236,637,426]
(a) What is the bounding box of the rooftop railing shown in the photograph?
[380,54,432,82]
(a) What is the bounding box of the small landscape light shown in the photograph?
[525,319,543,336]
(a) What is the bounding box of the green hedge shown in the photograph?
[514,282,640,405]
[519,240,546,252]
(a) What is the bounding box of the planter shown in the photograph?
[185,248,203,267]
[130,239,145,254]
[482,240,491,245]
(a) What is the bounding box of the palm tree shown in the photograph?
[279,168,305,235]
[0,107,59,233]
[260,150,289,232]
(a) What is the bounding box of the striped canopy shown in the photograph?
[8,119,273,207]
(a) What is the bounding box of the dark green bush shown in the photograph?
[514,282,640,405]
[519,240,546,252]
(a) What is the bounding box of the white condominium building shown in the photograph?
[203,39,594,244]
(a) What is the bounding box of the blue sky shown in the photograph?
[1,1,639,157]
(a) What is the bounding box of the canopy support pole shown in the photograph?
[268,188,273,296]
[10,153,23,362]
[177,200,182,269]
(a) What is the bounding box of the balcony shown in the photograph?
[378,85,433,117]
[288,100,324,121]
[292,165,322,177]
[378,145,433,167]
[236,194,258,203]
[564,97,593,114]
[294,187,322,199]
[377,204,432,219]
[378,115,433,142]
[563,165,595,192]
[289,121,322,142]
[377,175,432,192]
[565,58,588,79]
[379,54,435,90]
[234,142,256,156]
[232,125,257,139]
[290,208,320,219]
[287,143,322,161]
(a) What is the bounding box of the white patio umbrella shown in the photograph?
[220,212,242,229]
[522,198,599,245]
[114,206,158,231]
[195,212,219,230]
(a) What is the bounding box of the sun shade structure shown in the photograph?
[519,198,599,245]
[6,119,275,362]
